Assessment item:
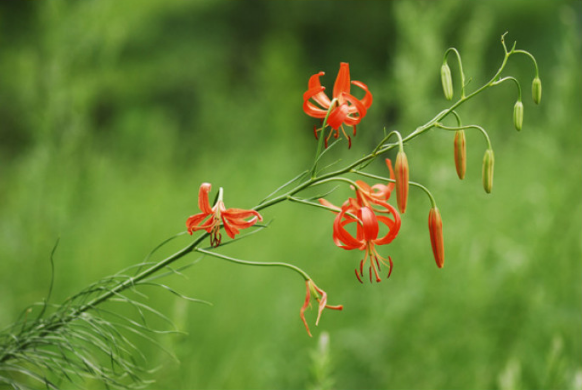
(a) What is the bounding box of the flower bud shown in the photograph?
[513,101,524,131]
[532,77,542,105]
[482,149,494,194]
[454,130,466,180]
[441,62,453,101]
[395,151,409,214]
[428,207,444,268]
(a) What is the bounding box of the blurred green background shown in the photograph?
[1,0,581,389]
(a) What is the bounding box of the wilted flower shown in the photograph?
[300,279,343,337]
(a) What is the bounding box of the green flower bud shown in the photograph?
[454,130,466,180]
[532,77,542,105]
[482,149,494,194]
[513,101,524,131]
[441,62,453,101]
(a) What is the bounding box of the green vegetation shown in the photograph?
[0,0,580,388]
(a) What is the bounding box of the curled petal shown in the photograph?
[342,92,368,118]
[351,80,373,108]
[300,281,313,337]
[223,208,262,220]
[332,209,364,250]
[198,183,213,214]
[318,198,341,213]
[385,159,396,193]
[374,213,401,246]
[303,86,331,118]
[186,213,213,234]
[307,72,332,108]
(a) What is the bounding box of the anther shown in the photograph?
[387,256,393,278]
[355,268,363,284]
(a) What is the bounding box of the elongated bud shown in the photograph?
[395,151,409,214]
[513,101,524,131]
[441,62,453,100]
[428,207,444,268]
[454,130,466,180]
[482,149,494,194]
[532,77,542,105]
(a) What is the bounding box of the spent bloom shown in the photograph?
[300,279,343,337]
[303,62,373,147]
[186,183,262,247]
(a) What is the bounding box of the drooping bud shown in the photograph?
[395,151,409,214]
[441,62,453,101]
[513,101,524,131]
[532,77,542,105]
[454,130,466,180]
[482,149,494,194]
[428,207,444,268]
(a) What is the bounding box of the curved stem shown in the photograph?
[513,49,540,77]
[196,248,311,281]
[311,98,338,177]
[434,123,492,149]
[492,76,522,101]
[444,47,467,98]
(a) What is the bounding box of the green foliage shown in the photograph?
[1,0,581,389]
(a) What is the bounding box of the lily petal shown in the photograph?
[327,103,350,130]
[351,80,373,108]
[307,72,332,108]
[198,183,213,214]
[359,207,379,242]
[333,62,351,98]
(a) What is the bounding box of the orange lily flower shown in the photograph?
[300,279,343,337]
[303,62,373,147]
[332,204,400,283]
[186,183,262,247]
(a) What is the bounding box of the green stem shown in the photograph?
[444,47,467,98]
[513,49,540,77]
[196,248,311,281]
[311,98,338,177]
[434,123,492,149]
[492,76,522,101]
